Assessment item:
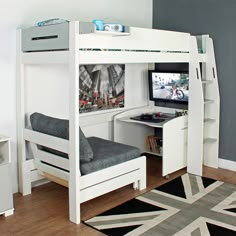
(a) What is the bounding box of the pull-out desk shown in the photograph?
[114,108,188,177]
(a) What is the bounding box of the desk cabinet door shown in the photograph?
[0,164,13,213]
[162,116,188,176]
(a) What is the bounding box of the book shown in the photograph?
[146,135,151,152]
[145,135,162,155]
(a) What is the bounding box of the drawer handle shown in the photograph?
[32,35,58,41]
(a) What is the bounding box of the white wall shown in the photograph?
[24,63,149,139]
[0,0,153,193]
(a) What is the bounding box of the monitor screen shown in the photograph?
[148,71,189,104]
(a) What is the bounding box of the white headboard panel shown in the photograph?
[24,64,70,120]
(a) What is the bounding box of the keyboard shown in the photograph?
[130,116,165,123]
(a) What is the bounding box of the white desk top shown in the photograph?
[117,115,172,128]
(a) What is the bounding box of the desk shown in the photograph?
[114,107,188,177]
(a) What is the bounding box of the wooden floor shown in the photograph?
[0,157,235,236]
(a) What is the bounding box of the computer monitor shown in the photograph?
[148,71,189,105]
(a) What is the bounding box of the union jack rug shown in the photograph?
[85,173,236,236]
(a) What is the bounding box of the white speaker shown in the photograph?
[103,23,124,32]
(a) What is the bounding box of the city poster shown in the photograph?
[79,64,125,113]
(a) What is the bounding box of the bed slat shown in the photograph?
[24,129,69,154]
[34,149,70,171]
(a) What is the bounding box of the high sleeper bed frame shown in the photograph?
[17,21,210,224]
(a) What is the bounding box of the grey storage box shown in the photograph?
[22,22,95,52]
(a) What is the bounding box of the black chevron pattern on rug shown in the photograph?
[155,174,218,199]
[202,176,217,188]
[100,225,142,236]
[85,173,236,236]
[98,198,166,216]
[155,175,187,199]
[225,208,236,213]
[207,222,236,236]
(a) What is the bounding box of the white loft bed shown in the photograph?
[17,21,219,224]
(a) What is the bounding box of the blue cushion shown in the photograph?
[30,112,93,163]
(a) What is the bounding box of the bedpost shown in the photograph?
[138,156,147,190]
[17,29,32,195]
[68,21,81,224]
[132,156,146,190]
[187,36,204,176]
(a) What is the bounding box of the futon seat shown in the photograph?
[30,112,142,175]
[81,137,141,175]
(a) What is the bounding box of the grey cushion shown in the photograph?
[30,112,69,139]
[80,137,141,175]
[30,112,93,163]
[79,127,93,162]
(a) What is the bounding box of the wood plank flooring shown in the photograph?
[0,157,235,236]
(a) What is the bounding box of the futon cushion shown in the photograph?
[79,127,94,162]
[30,112,93,163]
[30,112,69,139]
[80,137,141,175]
